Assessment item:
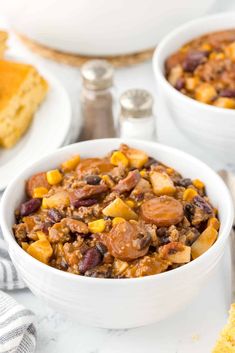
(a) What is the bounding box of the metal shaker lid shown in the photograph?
[120,89,153,118]
[81,60,114,90]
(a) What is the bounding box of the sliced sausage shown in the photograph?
[113,170,140,193]
[69,184,108,203]
[26,172,50,197]
[140,196,184,227]
[105,221,151,261]
[76,158,113,179]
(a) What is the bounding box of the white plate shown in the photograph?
[0,64,72,190]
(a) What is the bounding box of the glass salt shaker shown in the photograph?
[119,89,156,140]
[80,60,116,140]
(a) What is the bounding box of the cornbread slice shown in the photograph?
[0,31,8,58]
[213,304,235,353]
[0,60,48,148]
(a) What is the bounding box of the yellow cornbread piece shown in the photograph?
[0,31,7,59]
[0,60,48,148]
[213,304,235,353]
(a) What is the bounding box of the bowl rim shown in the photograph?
[0,138,233,284]
[153,11,235,115]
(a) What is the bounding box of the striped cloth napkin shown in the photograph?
[0,238,37,353]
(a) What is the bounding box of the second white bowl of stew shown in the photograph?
[153,12,235,164]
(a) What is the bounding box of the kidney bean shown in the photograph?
[183,51,208,72]
[175,77,185,90]
[79,247,103,274]
[219,89,235,98]
[84,175,101,185]
[71,198,98,208]
[47,208,63,223]
[20,198,41,217]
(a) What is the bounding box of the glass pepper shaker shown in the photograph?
[119,89,156,140]
[80,60,116,140]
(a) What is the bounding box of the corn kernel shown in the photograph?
[46,169,63,185]
[32,187,48,198]
[193,179,205,189]
[61,155,80,172]
[42,198,49,209]
[102,174,115,188]
[183,188,198,201]
[209,52,225,60]
[200,43,212,51]
[195,83,217,104]
[224,42,235,60]
[88,219,106,233]
[208,217,220,231]
[125,200,135,208]
[112,217,126,226]
[110,151,129,167]
[213,97,235,109]
[140,169,147,178]
[185,77,199,91]
[36,231,48,241]
[21,242,29,251]
[166,167,174,175]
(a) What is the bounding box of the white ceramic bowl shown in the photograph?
[2,0,217,56]
[0,139,233,329]
[153,12,235,164]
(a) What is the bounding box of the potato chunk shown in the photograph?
[27,239,53,264]
[42,190,70,209]
[102,197,138,220]
[159,242,191,263]
[191,226,218,259]
[124,148,148,169]
[150,171,175,196]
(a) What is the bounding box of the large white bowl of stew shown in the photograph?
[0,139,233,328]
[153,12,235,164]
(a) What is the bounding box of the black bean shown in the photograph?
[71,198,98,208]
[84,175,101,185]
[47,208,63,223]
[183,51,208,72]
[134,233,151,250]
[194,195,213,214]
[184,203,195,221]
[96,242,107,255]
[79,247,103,274]
[157,227,167,237]
[84,266,112,278]
[175,77,185,90]
[144,157,159,169]
[159,235,170,245]
[219,89,235,98]
[20,198,41,217]
[175,178,192,187]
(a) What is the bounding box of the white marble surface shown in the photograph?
[1,12,235,353]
